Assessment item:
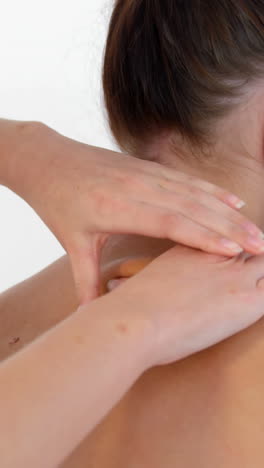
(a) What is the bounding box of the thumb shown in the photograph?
[70,236,105,305]
[71,250,100,304]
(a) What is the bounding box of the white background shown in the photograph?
[0,0,118,291]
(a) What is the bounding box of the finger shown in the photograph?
[161,171,245,210]
[104,202,247,256]
[106,195,264,256]
[133,188,264,255]
[131,158,246,210]
[69,234,109,304]
[113,170,263,247]
[130,171,262,239]
[70,249,100,304]
[152,178,261,237]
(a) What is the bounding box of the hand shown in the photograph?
[108,246,264,369]
[9,121,264,303]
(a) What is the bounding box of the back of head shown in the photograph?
[103,0,264,156]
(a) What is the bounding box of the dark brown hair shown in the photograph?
[102,1,264,156]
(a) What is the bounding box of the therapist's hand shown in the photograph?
[6,121,264,303]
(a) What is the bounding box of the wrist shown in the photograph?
[102,288,156,374]
[0,119,48,195]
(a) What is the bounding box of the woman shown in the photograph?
[64,1,264,466]
[2,1,264,467]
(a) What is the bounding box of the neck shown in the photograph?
[136,132,264,231]
[165,152,264,231]
[133,87,264,229]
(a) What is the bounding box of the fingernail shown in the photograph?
[220,239,244,253]
[228,196,246,209]
[235,200,246,209]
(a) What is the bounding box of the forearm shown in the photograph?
[0,293,150,468]
[0,256,77,361]
[0,118,42,190]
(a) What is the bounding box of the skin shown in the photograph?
[2,84,264,465]
[65,248,264,468]
[1,236,264,468]
[38,88,264,465]
[72,86,264,467]
[1,119,264,303]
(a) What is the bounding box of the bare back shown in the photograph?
[64,235,264,467]
[1,234,264,467]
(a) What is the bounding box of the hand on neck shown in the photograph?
[134,87,264,231]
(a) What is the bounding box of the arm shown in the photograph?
[0,118,261,304]
[0,252,125,361]
[0,256,78,361]
[0,293,151,468]
[2,241,264,468]
[0,118,39,188]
